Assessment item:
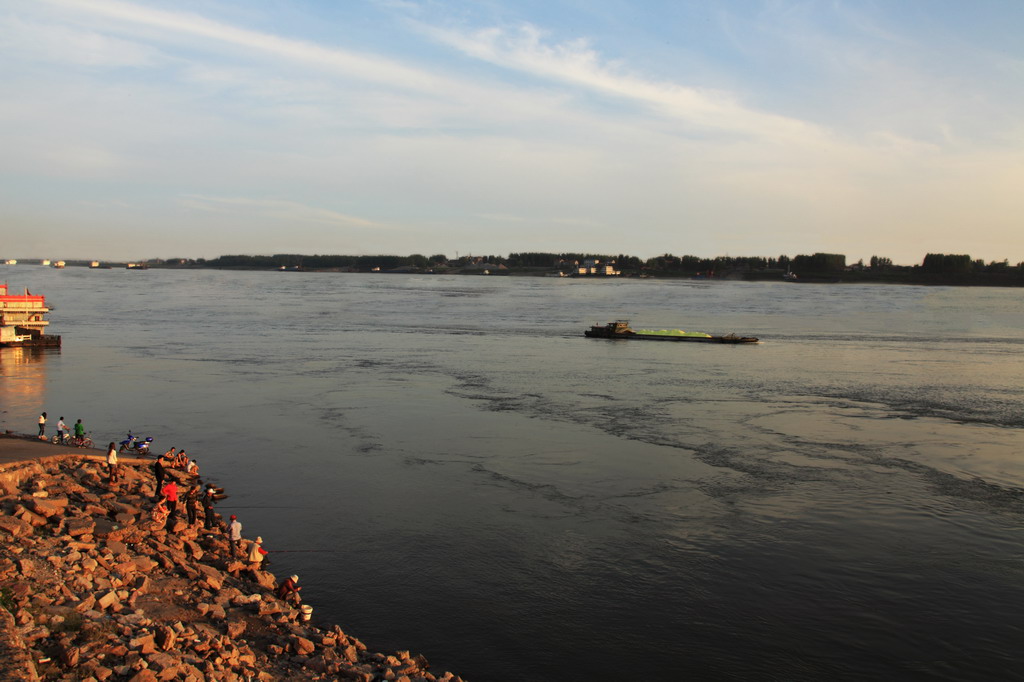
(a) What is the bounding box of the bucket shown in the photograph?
[300,604,313,622]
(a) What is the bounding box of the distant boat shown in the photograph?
[52,261,66,269]
[784,271,840,283]
[585,320,759,344]
[126,262,149,270]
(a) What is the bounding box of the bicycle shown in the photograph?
[71,433,94,449]
[51,432,72,445]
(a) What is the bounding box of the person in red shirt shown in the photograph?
[276,574,301,605]
[162,480,178,516]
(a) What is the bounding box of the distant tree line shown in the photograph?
[155,251,1023,285]
[206,254,435,270]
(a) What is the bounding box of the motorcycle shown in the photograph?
[119,431,154,455]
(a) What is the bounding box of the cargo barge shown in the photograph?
[0,283,61,347]
[585,320,758,344]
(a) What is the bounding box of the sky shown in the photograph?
[1,0,1022,265]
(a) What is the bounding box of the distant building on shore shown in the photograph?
[575,258,621,276]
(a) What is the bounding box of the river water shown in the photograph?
[2,267,1023,680]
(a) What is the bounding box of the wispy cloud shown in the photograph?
[418,21,827,145]
[475,213,600,227]
[1,1,1021,263]
[42,0,460,95]
[0,14,160,67]
[180,195,377,228]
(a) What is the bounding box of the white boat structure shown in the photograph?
[0,283,61,347]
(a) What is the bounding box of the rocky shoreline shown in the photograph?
[0,437,465,681]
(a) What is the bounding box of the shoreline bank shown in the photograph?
[0,435,464,681]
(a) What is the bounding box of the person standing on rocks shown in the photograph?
[247,536,268,572]
[228,515,242,557]
[106,442,119,484]
[154,453,167,497]
[38,412,47,438]
[202,484,218,530]
[162,479,179,519]
[185,485,200,526]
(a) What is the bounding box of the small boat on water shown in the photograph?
[585,320,759,344]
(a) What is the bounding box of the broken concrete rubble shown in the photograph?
[0,446,466,682]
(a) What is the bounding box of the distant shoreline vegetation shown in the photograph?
[4,252,1024,286]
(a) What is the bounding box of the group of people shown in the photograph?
[151,465,224,533]
[39,412,86,444]
[163,447,200,477]
[38,410,305,612]
[238,525,301,606]
[152,449,222,530]
[150,483,302,608]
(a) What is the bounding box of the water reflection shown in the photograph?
[0,346,58,431]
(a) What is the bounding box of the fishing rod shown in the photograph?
[214,506,311,509]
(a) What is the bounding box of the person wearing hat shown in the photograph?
[202,484,218,530]
[276,574,301,605]
[228,514,243,557]
[247,536,268,575]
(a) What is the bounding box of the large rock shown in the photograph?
[107,539,129,555]
[0,515,32,536]
[252,570,277,590]
[58,641,81,667]
[65,517,95,537]
[108,500,141,515]
[97,591,121,611]
[145,651,181,674]
[292,636,316,656]
[93,517,118,538]
[196,563,223,589]
[18,508,49,527]
[155,625,177,651]
[29,497,67,517]
[129,632,157,654]
[183,540,204,560]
